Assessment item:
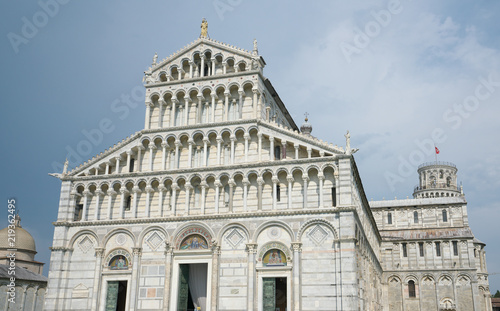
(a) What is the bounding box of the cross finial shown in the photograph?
[304,112,309,122]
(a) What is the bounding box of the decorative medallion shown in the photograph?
[176,227,212,249]
[262,249,287,267]
[115,233,126,246]
[180,234,208,250]
[106,249,132,270]
[307,225,329,246]
[267,226,282,239]
[78,236,94,253]
[145,231,165,251]
[226,228,244,249]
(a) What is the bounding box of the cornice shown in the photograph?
[146,70,262,89]
[52,206,356,227]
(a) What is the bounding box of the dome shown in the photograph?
[0,216,36,253]
[300,116,312,135]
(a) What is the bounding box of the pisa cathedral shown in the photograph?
[45,22,492,311]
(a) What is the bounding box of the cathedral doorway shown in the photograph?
[170,259,212,311]
[263,277,287,311]
[105,280,127,311]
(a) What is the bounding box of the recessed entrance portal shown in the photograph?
[105,280,127,311]
[177,263,208,311]
[263,277,287,311]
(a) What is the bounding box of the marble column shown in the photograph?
[93,190,102,221]
[161,142,167,170]
[136,146,145,172]
[211,57,216,76]
[119,189,128,219]
[163,243,173,309]
[244,133,250,162]
[246,243,258,311]
[291,242,302,311]
[144,101,152,130]
[174,141,181,169]
[303,177,309,209]
[189,61,193,78]
[145,186,153,217]
[216,137,222,165]
[294,144,299,159]
[197,95,204,123]
[106,190,116,220]
[272,177,278,210]
[318,174,325,208]
[257,132,262,162]
[224,92,229,121]
[126,150,132,173]
[105,162,110,175]
[228,179,235,212]
[214,180,221,214]
[257,92,263,119]
[185,183,192,215]
[188,140,194,168]
[200,182,208,215]
[82,190,89,221]
[243,178,249,212]
[238,90,244,119]
[269,136,275,161]
[223,61,227,74]
[281,141,287,159]
[184,97,190,126]
[91,247,105,308]
[171,183,178,215]
[200,56,205,77]
[287,176,294,209]
[230,136,236,164]
[148,142,156,171]
[307,147,312,159]
[252,89,258,119]
[114,156,121,174]
[203,139,209,167]
[211,243,221,310]
[132,186,140,218]
[130,247,142,310]
[211,94,216,123]
[158,185,166,217]
[171,99,178,127]
[257,177,264,211]
[158,98,166,128]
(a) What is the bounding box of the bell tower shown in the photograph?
[413,161,462,198]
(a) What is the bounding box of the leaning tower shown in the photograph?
[413,161,463,198]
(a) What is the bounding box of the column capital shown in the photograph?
[252,88,259,95]
[281,140,287,146]
[200,181,209,188]
[268,136,274,141]
[228,179,236,187]
[257,132,263,138]
[287,176,295,183]
[126,150,134,155]
[82,190,90,196]
[185,182,193,190]
[108,190,117,197]
[216,137,223,143]
[171,183,179,190]
[242,178,250,185]
[197,95,204,101]
[291,242,302,252]
[94,189,103,197]
[137,145,146,151]
[294,144,299,149]
[164,241,172,254]
[302,176,310,182]
[159,98,167,106]
[257,177,265,185]
[230,135,236,142]
[132,247,142,256]
[238,90,245,96]
[203,138,210,144]
[148,142,157,150]
[272,177,279,184]
[158,185,167,192]
[175,141,182,147]
[318,174,325,180]
[188,139,195,146]
[95,247,105,258]
[132,186,141,194]
[145,101,154,108]
[211,93,217,99]
[145,186,154,193]
[161,142,168,148]
[120,189,129,195]
[114,155,123,162]
[172,98,179,104]
[214,180,222,187]
[243,133,250,140]
[245,243,258,254]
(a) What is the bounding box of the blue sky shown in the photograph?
[1,0,499,293]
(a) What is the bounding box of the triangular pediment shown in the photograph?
[148,37,258,76]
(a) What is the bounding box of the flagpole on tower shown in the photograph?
[434,145,439,163]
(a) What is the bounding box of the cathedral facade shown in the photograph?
[45,26,491,311]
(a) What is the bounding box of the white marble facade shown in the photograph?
[45,32,490,311]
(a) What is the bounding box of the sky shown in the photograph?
[1,0,499,293]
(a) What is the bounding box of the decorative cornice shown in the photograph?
[52,206,356,227]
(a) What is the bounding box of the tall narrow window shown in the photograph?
[129,158,135,172]
[414,211,419,224]
[125,195,131,211]
[276,185,281,202]
[408,280,416,298]
[387,212,392,225]
[402,243,408,257]
[442,209,448,222]
[331,187,336,207]
[435,242,441,257]
[274,146,281,160]
[419,242,424,257]
[453,241,458,256]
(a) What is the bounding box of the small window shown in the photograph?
[276,185,281,202]
[442,210,448,222]
[387,212,392,225]
[274,145,281,160]
[446,177,451,187]
[402,243,408,257]
[125,195,131,211]
[331,187,336,207]
[129,158,135,172]
[453,241,458,256]
[439,170,443,179]
[435,242,441,257]
[408,280,416,297]
[419,242,424,257]
[413,211,419,224]
[474,248,477,257]
[74,204,83,221]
